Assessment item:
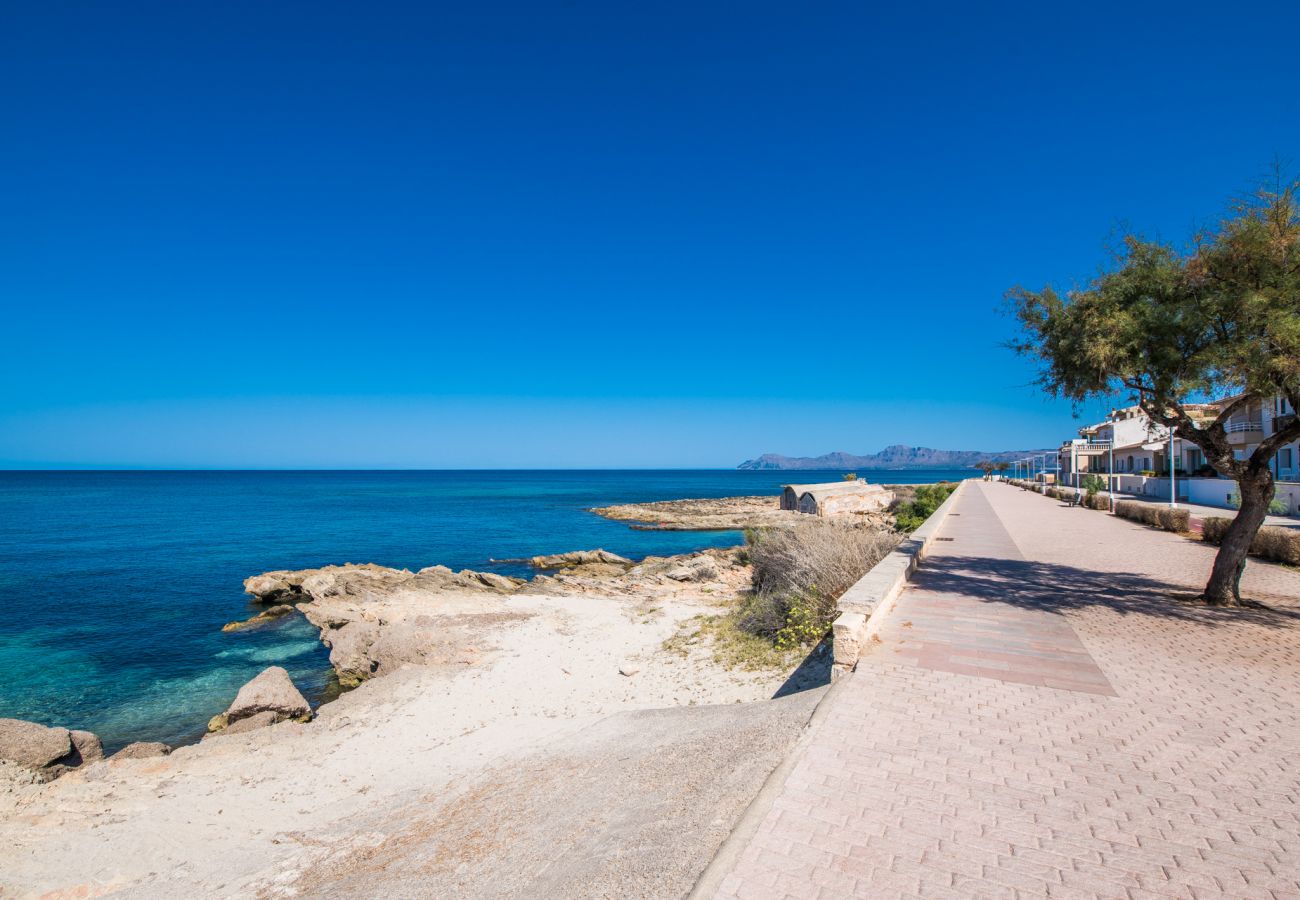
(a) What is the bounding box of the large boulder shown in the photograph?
[243,572,297,602]
[0,718,71,770]
[0,718,103,780]
[209,666,311,734]
[68,730,104,766]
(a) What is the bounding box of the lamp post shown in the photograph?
[1108,439,1115,513]
[1169,429,1177,508]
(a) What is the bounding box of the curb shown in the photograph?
[829,478,968,676]
[686,674,852,900]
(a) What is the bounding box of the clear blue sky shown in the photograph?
[3,2,1298,468]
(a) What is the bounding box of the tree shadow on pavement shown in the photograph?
[771,638,832,699]
[912,554,1300,627]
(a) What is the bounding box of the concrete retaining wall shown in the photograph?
[829,480,967,677]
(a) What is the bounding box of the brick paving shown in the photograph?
[709,480,1300,899]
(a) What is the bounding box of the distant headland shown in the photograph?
[737,445,1056,470]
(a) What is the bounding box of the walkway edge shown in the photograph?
[830,478,968,675]
[688,479,969,899]
[687,672,854,900]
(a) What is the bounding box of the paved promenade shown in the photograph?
[708,481,1300,899]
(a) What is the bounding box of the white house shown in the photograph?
[1055,398,1300,513]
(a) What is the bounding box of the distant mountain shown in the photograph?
[737,445,1056,470]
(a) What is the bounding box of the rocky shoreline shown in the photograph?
[0,497,859,895]
[591,490,901,531]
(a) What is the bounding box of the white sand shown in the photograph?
[0,564,800,897]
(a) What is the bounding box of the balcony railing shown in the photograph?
[1226,421,1263,433]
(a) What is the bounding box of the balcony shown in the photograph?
[1273,413,1296,435]
[1226,420,1263,444]
[1072,441,1112,455]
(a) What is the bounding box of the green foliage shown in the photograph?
[893,482,958,532]
[841,472,859,481]
[1006,174,1300,601]
[773,590,828,650]
[1007,179,1300,421]
[1226,492,1288,515]
[1080,474,1106,496]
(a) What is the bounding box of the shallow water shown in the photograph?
[0,469,969,750]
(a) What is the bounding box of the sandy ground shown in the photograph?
[0,556,822,898]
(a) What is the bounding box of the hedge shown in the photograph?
[1083,492,1111,511]
[1113,500,1191,533]
[1201,517,1300,565]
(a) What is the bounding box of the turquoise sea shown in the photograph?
[0,469,970,751]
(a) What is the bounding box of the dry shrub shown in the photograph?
[741,521,901,645]
[1202,517,1233,544]
[1084,492,1111,511]
[1202,517,1300,564]
[1113,500,1187,532]
[1252,527,1300,565]
[1113,500,1154,526]
[1159,508,1191,532]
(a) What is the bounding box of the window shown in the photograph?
[1281,448,1294,470]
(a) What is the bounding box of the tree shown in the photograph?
[1007,177,1300,605]
[994,461,1010,480]
[976,461,995,481]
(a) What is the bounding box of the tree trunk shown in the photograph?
[1203,470,1273,605]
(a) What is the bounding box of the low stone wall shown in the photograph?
[829,480,967,677]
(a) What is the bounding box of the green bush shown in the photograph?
[1226,492,1288,515]
[1200,518,1300,565]
[893,482,958,532]
[1081,474,1106,495]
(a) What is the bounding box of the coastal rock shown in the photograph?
[0,718,72,770]
[244,573,294,602]
[208,710,280,738]
[618,661,640,677]
[68,730,104,766]
[0,718,104,781]
[112,741,172,760]
[665,556,720,583]
[244,565,407,603]
[213,666,311,732]
[317,621,382,688]
[467,570,524,592]
[222,603,295,632]
[0,758,42,791]
[529,550,633,570]
[592,496,801,531]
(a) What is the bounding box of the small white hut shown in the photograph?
[779,481,894,518]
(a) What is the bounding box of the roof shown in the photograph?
[783,481,888,501]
